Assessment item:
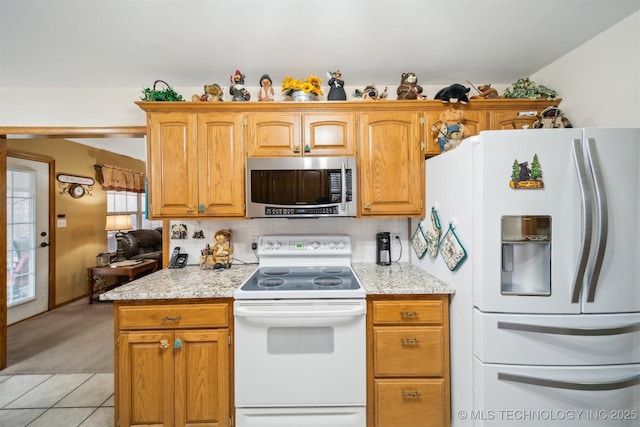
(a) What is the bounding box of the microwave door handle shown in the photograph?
[340,162,347,211]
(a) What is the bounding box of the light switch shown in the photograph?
[57,218,67,228]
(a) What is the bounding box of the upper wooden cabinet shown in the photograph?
[359,111,425,217]
[247,112,355,157]
[137,99,560,219]
[145,111,244,218]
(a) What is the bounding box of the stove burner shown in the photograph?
[262,268,291,276]
[313,276,344,287]
[258,278,286,287]
[322,267,346,275]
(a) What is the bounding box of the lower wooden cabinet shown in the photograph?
[115,301,232,427]
[368,295,450,427]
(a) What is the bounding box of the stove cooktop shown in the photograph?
[234,234,366,299]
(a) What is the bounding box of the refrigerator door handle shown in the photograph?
[498,372,640,391]
[571,139,592,303]
[585,138,608,302]
[497,320,640,336]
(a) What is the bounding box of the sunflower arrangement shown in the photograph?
[281,75,324,97]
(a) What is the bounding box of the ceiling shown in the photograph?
[1,0,639,161]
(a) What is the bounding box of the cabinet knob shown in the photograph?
[293,145,301,154]
[159,339,170,349]
[400,338,421,344]
[173,338,183,349]
[187,206,195,212]
[364,203,371,210]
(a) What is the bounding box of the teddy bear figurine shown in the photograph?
[191,83,224,102]
[229,69,251,101]
[434,83,471,104]
[432,109,469,152]
[396,72,425,100]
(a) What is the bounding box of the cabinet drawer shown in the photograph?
[118,303,229,330]
[374,326,444,377]
[374,378,446,427]
[372,300,444,324]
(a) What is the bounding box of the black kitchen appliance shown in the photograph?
[376,232,391,265]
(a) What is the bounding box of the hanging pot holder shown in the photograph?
[411,223,428,259]
[426,207,442,258]
[439,223,467,271]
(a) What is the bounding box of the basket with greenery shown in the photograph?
[140,80,184,101]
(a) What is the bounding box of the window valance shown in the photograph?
[96,164,145,193]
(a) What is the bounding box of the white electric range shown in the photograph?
[234,235,366,427]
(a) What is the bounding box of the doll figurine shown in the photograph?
[258,74,275,101]
[211,229,234,268]
[327,70,347,101]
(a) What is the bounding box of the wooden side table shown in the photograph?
[87,259,158,304]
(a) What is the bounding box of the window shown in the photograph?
[106,191,162,251]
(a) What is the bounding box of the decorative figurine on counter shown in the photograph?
[191,83,224,102]
[229,69,251,101]
[258,74,275,101]
[327,70,347,101]
[354,84,388,100]
[468,81,499,99]
[396,72,425,100]
[211,229,234,268]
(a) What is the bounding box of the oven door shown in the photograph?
[234,299,366,408]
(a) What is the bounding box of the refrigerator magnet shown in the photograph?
[411,223,428,259]
[426,207,442,257]
[439,223,467,271]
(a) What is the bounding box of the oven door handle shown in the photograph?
[234,305,366,318]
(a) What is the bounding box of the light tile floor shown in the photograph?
[0,373,114,427]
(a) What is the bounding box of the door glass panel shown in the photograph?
[6,169,36,306]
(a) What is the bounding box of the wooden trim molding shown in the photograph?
[0,126,146,138]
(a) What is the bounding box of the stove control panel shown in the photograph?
[258,235,351,257]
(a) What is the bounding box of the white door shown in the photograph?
[7,156,50,325]
[472,129,584,314]
[582,128,640,313]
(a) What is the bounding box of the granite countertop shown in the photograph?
[100,262,454,301]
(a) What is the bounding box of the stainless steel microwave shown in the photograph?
[246,157,357,218]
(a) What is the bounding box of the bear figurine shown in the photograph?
[396,72,425,100]
[229,69,251,102]
[434,83,471,104]
[191,83,224,102]
[432,109,469,152]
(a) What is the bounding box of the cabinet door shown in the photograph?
[247,113,301,157]
[489,109,541,130]
[374,379,447,427]
[148,112,199,217]
[359,112,424,217]
[175,329,230,427]
[119,331,175,427]
[197,113,245,217]
[303,113,355,156]
[424,109,486,156]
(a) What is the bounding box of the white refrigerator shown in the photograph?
[411,128,640,426]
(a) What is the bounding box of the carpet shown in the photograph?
[0,299,114,374]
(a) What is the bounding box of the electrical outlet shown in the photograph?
[392,233,401,246]
[250,235,259,250]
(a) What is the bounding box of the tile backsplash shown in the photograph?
[169,217,412,266]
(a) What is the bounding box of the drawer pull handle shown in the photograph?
[400,311,419,317]
[161,316,182,322]
[402,391,422,398]
[400,338,420,344]
[159,339,170,349]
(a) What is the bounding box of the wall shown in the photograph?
[7,138,145,305]
[532,11,640,127]
[168,217,412,267]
